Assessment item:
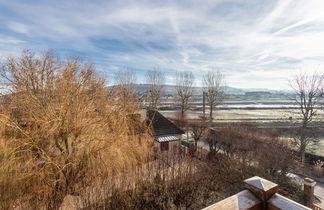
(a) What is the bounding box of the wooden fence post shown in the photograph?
[244,176,278,210]
[304,177,316,209]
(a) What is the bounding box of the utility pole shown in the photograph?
[203,91,206,119]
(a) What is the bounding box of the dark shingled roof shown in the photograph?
[147,110,185,137]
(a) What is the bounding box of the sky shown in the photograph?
[0,0,324,90]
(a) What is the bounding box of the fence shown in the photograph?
[1,143,204,209]
[203,176,312,210]
[79,143,205,207]
[314,204,324,210]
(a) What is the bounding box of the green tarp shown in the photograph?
[180,140,189,148]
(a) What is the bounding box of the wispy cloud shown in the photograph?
[7,21,29,34]
[0,0,324,89]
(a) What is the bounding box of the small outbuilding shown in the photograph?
[144,110,185,151]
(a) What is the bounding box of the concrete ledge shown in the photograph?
[203,190,261,210]
[202,176,314,210]
[267,193,311,210]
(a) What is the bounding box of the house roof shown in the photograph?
[146,110,185,137]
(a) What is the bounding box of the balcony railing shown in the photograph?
[203,176,318,210]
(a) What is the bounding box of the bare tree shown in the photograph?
[204,128,222,153]
[176,71,194,119]
[114,68,136,92]
[290,72,323,163]
[114,68,138,109]
[190,120,207,151]
[203,71,225,120]
[146,69,165,110]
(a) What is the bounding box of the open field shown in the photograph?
[161,108,324,124]
[279,137,324,156]
[312,141,324,156]
[214,109,324,121]
[160,98,324,156]
[160,97,324,122]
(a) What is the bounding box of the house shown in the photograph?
[144,109,185,151]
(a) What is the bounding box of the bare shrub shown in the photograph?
[313,160,324,177]
[189,120,208,151]
[203,152,305,205]
[79,130,303,210]
[0,50,151,209]
[205,123,298,174]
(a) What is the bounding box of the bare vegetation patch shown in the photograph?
[0,50,151,209]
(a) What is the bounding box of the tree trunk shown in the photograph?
[300,145,306,164]
[181,107,184,120]
[209,105,213,121]
[300,132,307,165]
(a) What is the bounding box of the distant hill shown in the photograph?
[132,84,289,96]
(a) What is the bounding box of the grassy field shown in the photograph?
[213,109,324,122]
[279,137,324,156]
[314,141,324,156]
[162,106,324,122]
[162,106,324,156]
[213,109,324,156]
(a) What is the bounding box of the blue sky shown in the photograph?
[0,0,324,89]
